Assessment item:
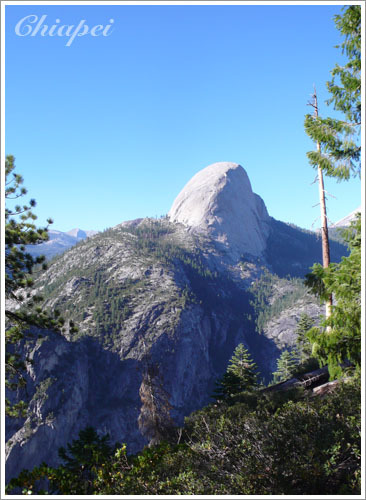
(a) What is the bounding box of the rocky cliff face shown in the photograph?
[6,162,348,482]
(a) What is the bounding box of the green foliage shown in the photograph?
[295,313,314,363]
[214,371,247,402]
[32,377,54,402]
[250,270,312,332]
[7,377,360,495]
[5,156,70,417]
[304,116,358,180]
[228,344,258,380]
[214,344,258,401]
[271,314,318,383]
[6,427,115,495]
[272,349,298,383]
[304,6,361,179]
[327,6,361,125]
[305,216,361,379]
[56,427,114,494]
[117,219,218,281]
[5,155,51,301]
[227,344,258,386]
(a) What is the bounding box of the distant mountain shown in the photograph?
[330,206,361,228]
[328,206,361,244]
[26,228,98,259]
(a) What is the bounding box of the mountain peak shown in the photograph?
[25,228,98,260]
[330,206,361,228]
[66,228,87,239]
[168,162,270,258]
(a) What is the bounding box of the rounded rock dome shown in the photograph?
[168,162,270,258]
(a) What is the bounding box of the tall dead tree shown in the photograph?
[308,86,333,320]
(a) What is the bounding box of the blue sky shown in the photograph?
[5,3,361,232]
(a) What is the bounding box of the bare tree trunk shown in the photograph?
[312,87,333,319]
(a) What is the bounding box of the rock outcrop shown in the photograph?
[169,162,270,260]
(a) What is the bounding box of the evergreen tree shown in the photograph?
[303,5,361,350]
[305,215,361,379]
[5,155,73,417]
[295,314,314,364]
[227,343,258,386]
[304,5,361,180]
[273,349,298,384]
[5,155,51,302]
[214,344,258,400]
[56,427,114,494]
[213,371,245,401]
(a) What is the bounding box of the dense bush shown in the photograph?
[7,376,360,495]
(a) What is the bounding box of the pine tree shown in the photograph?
[214,344,259,400]
[5,155,73,417]
[227,343,258,386]
[213,371,244,401]
[295,314,314,364]
[273,349,298,384]
[305,215,361,379]
[5,155,51,301]
[303,5,361,380]
[304,6,361,180]
[304,5,361,323]
[57,427,114,494]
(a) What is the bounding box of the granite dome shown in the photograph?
[168,162,270,258]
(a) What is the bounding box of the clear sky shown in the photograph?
[5,2,362,233]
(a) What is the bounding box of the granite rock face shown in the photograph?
[169,162,270,260]
[5,332,144,479]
